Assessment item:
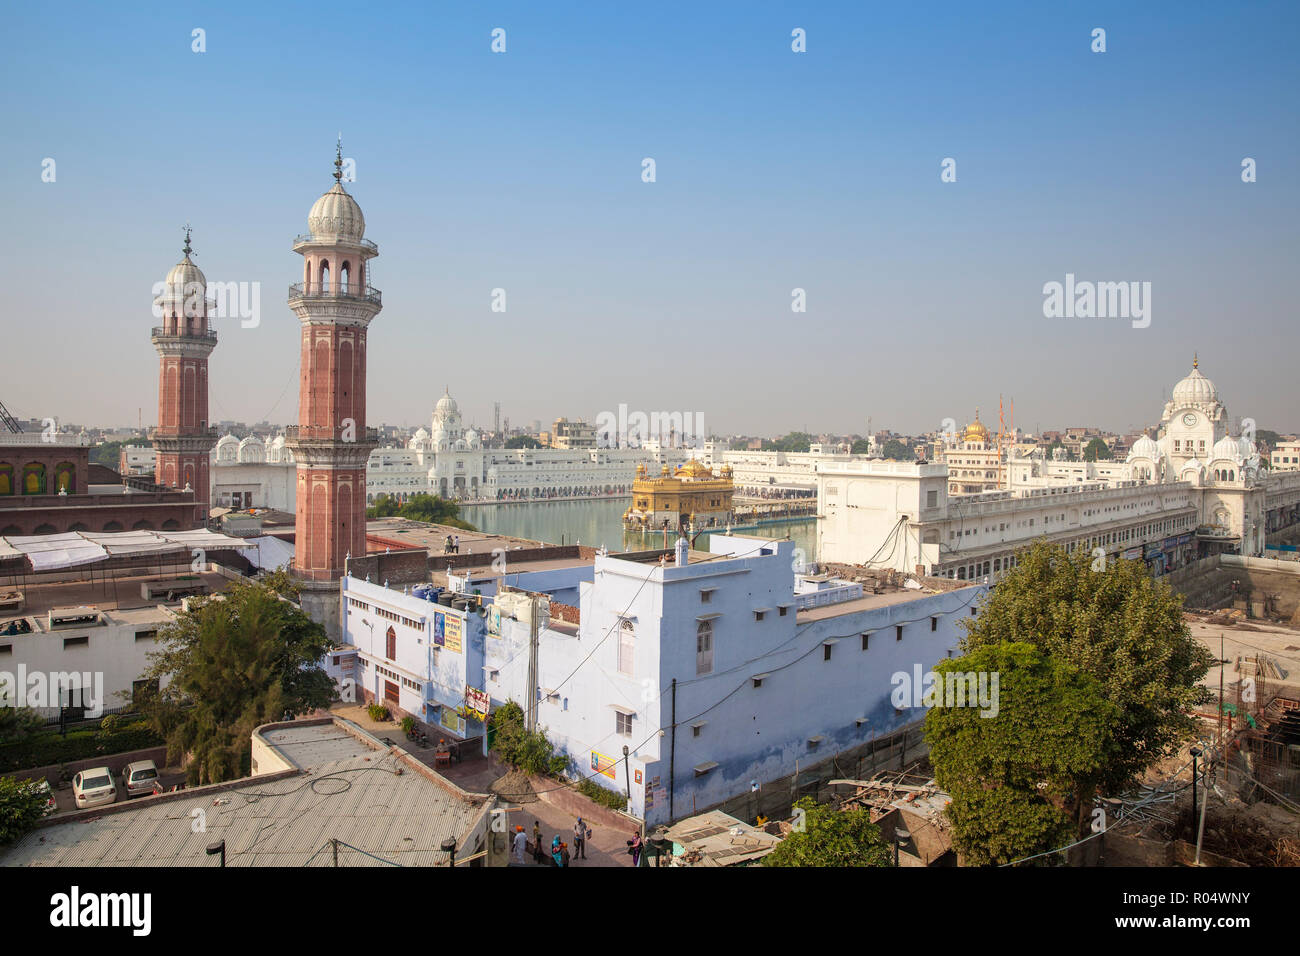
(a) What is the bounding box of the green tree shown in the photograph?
[764,796,894,867]
[958,539,1211,835]
[366,494,402,518]
[505,435,542,449]
[761,432,814,453]
[136,579,337,785]
[0,776,49,845]
[925,642,1120,866]
[1082,438,1111,461]
[851,438,872,454]
[881,439,914,461]
[0,706,43,747]
[488,701,568,777]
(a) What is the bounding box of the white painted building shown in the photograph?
[817,359,1300,578]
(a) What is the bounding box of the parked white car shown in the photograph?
[72,767,118,809]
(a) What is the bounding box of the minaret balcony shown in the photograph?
[151,326,219,342]
[288,282,382,307]
[292,234,378,255]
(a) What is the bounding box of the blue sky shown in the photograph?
[2,1,1297,437]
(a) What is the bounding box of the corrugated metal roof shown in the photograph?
[2,723,490,867]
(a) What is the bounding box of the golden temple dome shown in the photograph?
[677,459,713,479]
[963,411,990,443]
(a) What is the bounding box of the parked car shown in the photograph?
[72,768,117,809]
[121,760,160,798]
[22,778,57,816]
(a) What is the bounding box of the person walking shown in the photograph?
[511,825,526,864]
[573,817,591,860]
[453,533,460,554]
[560,840,571,868]
[627,831,643,867]
[551,835,564,868]
[532,820,543,863]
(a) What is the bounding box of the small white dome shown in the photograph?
[1212,435,1242,462]
[307,182,366,241]
[155,254,207,313]
[1172,359,1217,406]
[1127,436,1161,461]
[238,435,266,463]
[465,428,480,446]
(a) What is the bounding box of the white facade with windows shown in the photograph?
[817,360,1300,577]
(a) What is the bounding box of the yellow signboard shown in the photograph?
[444,614,463,654]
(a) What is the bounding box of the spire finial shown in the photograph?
[1193,352,1199,370]
[334,134,343,184]
[182,222,192,258]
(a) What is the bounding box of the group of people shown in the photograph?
[510,817,646,866]
[511,817,593,866]
[442,534,461,554]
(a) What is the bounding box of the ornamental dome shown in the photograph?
[237,435,266,463]
[307,182,366,241]
[677,459,714,479]
[1171,356,1217,407]
[434,388,459,418]
[1127,435,1162,461]
[1212,435,1243,462]
[215,434,239,462]
[963,413,990,444]
[464,428,480,447]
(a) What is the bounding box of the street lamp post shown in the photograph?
[622,744,632,803]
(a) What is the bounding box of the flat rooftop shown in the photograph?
[0,569,229,633]
[0,719,491,867]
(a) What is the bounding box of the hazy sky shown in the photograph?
[2,1,1296,438]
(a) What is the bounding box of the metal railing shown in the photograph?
[284,425,382,442]
[287,283,382,306]
[151,326,219,341]
[292,234,378,253]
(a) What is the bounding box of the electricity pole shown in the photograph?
[525,592,539,733]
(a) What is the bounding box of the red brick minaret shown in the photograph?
[285,144,381,591]
[151,228,217,526]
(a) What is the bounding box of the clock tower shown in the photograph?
[1158,354,1226,467]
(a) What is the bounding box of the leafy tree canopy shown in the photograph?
[0,776,49,846]
[366,493,477,530]
[958,539,1211,799]
[761,432,814,453]
[926,641,1119,865]
[136,578,337,784]
[1082,438,1112,461]
[881,439,915,461]
[764,796,894,867]
[505,436,542,449]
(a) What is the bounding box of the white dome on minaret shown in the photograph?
[308,182,366,241]
[1171,355,1217,406]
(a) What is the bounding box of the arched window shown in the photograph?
[162,519,180,531]
[68,522,89,532]
[54,462,76,494]
[386,626,396,660]
[22,463,46,495]
[102,521,124,532]
[0,464,12,496]
[319,260,331,293]
[132,520,154,531]
[1,524,22,536]
[340,261,350,293]
[32,523,57,535]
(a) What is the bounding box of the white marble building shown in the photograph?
[817,359,1300,578]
